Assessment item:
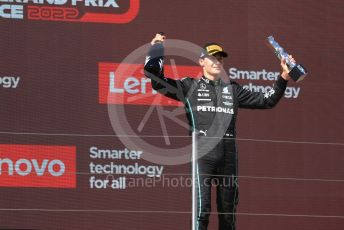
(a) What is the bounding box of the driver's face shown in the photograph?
[200,53,225,76]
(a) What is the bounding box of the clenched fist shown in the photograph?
[280,55,295,81]
[150,32,166,45]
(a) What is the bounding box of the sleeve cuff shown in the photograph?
[148,43,164,58]
[276,75,288,88]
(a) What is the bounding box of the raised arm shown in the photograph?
[235,57,293,109]
[144,33,191,102]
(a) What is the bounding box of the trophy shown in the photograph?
[267,36,307,82]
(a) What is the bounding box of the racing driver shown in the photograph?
[144,33,293,230]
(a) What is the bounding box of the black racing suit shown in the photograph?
[144,43,288,230]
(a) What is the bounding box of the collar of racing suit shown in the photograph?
[201,76,222,86]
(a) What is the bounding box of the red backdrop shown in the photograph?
[1,0,344,229]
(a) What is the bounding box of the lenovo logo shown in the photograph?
[0,144,76,188]
[0,159,65,176]
[99,62,201,106]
